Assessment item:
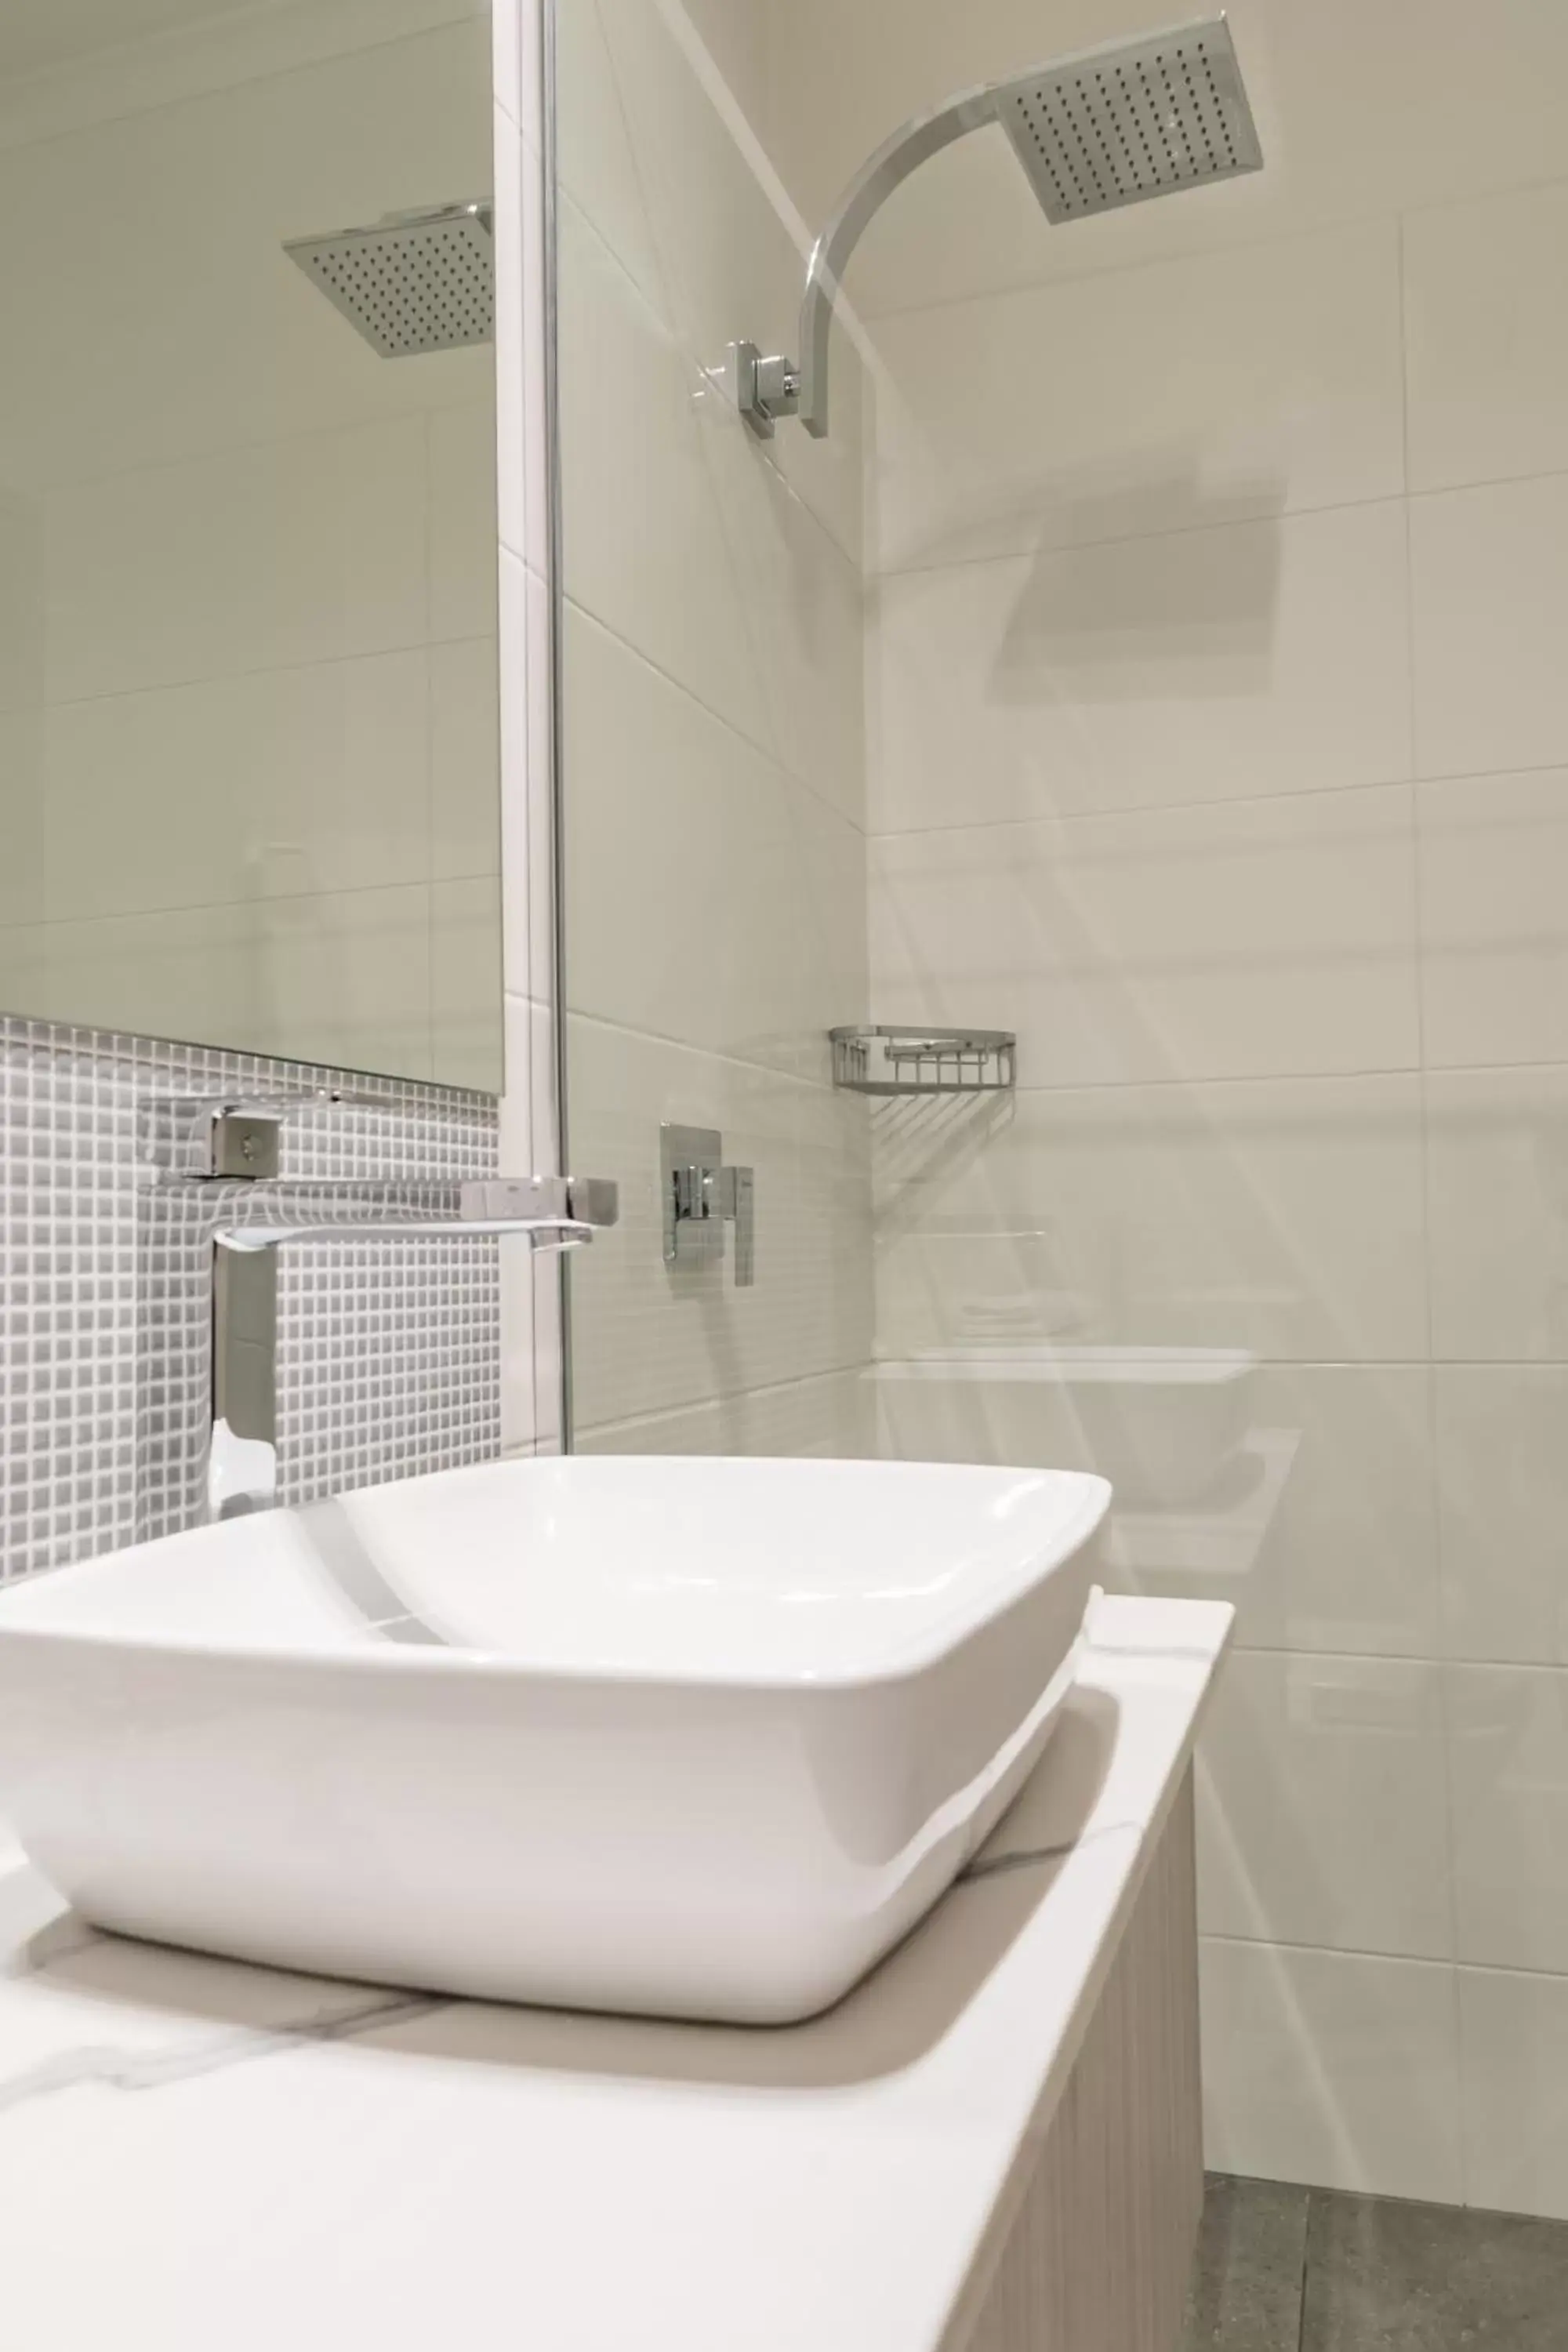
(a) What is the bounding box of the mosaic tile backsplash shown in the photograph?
[0,1014,500,1582]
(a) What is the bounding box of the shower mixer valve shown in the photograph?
[662,1123,756,1287]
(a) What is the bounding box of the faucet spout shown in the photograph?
[206,1175,617,1521]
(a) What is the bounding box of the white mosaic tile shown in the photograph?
[0,1015,500,1581]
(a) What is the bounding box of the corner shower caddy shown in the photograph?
[829,1026,1016,1098]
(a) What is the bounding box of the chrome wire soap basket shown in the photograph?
[830,1025,1016,1097]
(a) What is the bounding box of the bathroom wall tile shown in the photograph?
[869,786,1420,1089]
[42,887,434,1078]
[43,416,430,702]
[43,652,433,921]
[882,1362,1437,1659]
[1458,1965,1568,2222]
[564,1015,864,1429]
[577,1367,876,1457]
[593,0,865,568]
[556,197,771,760]
[0,926,46,1019]
[430,636,502,881]
[1412,474,1568,779]
[429,399,500,644]
[432,877,503,1092]
[699,406,867,829]
[873,1074,1428,1366]
[791,784,869,1085]
[1425,1065,1568,1362]
[1197,1652,1453,1959]
[867,502,1412,829]
[792,1084,876,1386]
[492,0,522,130]
[1199,1937,1463,2204]
[1447,1664,1568,1975]
[1405,182,1568,495]
[1436,1367,1568,1668]
[1417,769,1568,1069]
[0,19,492,495]
[0,705,43,928]
[554,0,666,310]
[868,220,1406,573]
[561,603,815,1075]
[492,96,528,566]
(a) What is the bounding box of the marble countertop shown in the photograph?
[0,1593,1232,2352]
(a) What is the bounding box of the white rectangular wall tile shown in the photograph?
[869,787,1421,1089]
[1436,1366,1568,1668]
[1412,474,1568,779]
[556,198,771,757]
[577,1367,875,1458]
[1404,181,1568,495]
[1417,768,1568,1069]
[872,1075,1428,1366]
[880,1362,1439,1661]
[1199,1936,1463,2203]
[43,653,434,922]
[43,416,432,704]
[1446,1663,1568,1975]
[1426,1064,1568,1362]
[866,501,1412,830]
[1196,1651,1453,1959]
[1457,1964,1568,2221]
[869,218,1406,574]
[562,604,826,1075]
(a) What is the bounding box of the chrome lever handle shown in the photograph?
[662,1123,754,1288]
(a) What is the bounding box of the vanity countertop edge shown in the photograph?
[0,1590,1233,2352]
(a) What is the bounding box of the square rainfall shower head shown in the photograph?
[284,201,493,358]
[997,16,1262,224]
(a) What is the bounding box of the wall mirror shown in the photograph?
[0,0,502,1090]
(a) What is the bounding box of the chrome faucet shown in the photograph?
[154,1094,618,1520]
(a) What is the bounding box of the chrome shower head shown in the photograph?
[283,201,493,358]
[733,13,1263,441]
[994,17,1262,223]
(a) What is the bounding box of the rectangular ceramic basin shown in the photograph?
[0,1456,1109,2024]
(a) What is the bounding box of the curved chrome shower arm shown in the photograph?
[797,80,1003,441]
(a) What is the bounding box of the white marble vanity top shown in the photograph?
[0,1592,1232,2352]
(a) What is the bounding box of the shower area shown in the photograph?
[550,0,1568,2331]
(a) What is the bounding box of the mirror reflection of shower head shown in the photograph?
[283,201,493,358]
[730,15,1262,441]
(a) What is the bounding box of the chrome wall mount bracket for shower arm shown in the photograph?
[730,14,1262,444]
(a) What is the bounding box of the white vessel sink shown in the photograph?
[0,1455,1109,2024]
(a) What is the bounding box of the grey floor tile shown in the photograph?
[1182,2172,1310,2350]
[1301,2190,1568,2349]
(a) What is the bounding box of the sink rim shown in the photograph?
[0,1454,1112,1696]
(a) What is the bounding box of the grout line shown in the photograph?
[949,1051,1568,1099]
[562,588,867,841]
[1203,1930,1568,1988]
[1392,219,1471,2169]
[29,632,497,717]
[564,1004,845,1093]
[865,757,1568,847]
[574,1359,872,1443]
[868,462,1568,588]
[1296,2188,1311,2352]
